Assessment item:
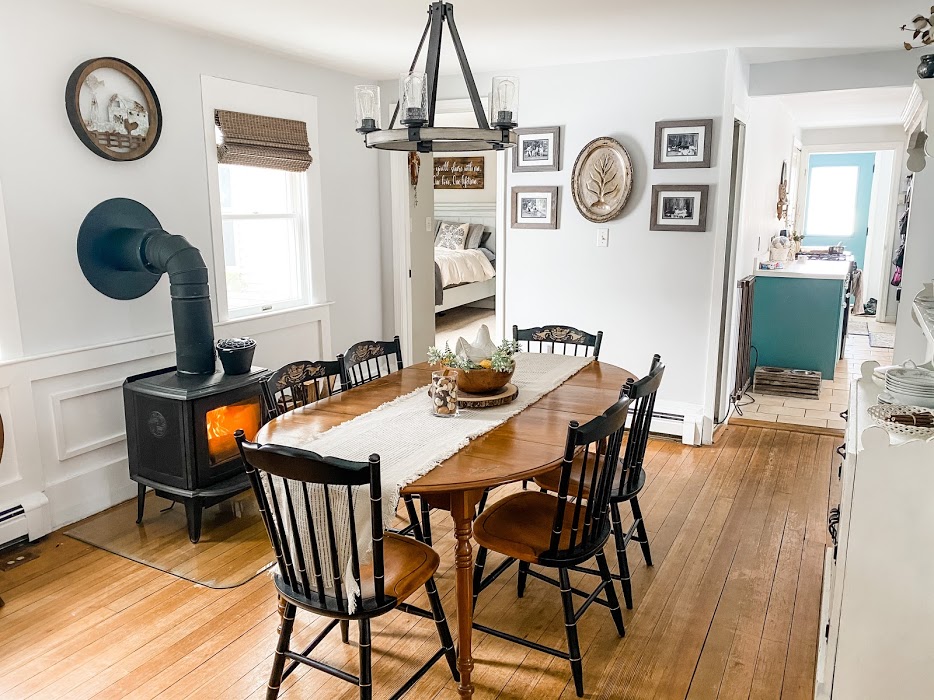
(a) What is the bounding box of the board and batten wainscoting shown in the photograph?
[0,304,331,545]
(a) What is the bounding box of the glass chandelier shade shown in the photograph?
[400,72,429,125]
[354,85,382,133]
[490,76,519,128]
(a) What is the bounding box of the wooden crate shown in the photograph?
[753,366,822,398]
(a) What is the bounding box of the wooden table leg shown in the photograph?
[450,489,481,698]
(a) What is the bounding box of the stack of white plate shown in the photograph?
[884,365,934,409]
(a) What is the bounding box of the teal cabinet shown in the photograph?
[751,275,845,380]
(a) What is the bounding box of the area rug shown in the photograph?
[848,320,869,336]
[869,331,896,349]
[65,491,273,588]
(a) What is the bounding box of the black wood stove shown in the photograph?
[124,366,268,542]
[77,197,269,543]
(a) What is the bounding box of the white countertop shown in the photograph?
[755,259,850,280]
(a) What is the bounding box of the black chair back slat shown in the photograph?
[340,336,404,389]
[300,483,328,601]
[262,360,343,422]
[346,484,362,607]
[321,486,346,611]
[265,474,300,592]
[235,433,388,615]
[368,454,386,603]
[513,325,603,360]
[617,357,665,496]
[243,457,290,585]
[547,396,632,560]
[282,483,312,596]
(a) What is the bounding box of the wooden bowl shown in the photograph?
[456,367,514,395]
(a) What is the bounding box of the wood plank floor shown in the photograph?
[0,425,836,699]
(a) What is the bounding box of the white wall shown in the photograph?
[802,125,909,147]
[0,0,384,531]
[736,97,798,277]
[389,51,734,430]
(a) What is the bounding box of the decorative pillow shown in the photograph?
[479,247,495,266]
[465,224,485,249]
[436,221,470,250]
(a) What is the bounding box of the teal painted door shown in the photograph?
[802,152,875,269]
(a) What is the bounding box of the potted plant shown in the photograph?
[215,337,256,375]
[901,7,934,77]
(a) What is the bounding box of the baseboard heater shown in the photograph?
[0,493,51,550]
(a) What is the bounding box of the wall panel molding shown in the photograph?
[50,379,126,461]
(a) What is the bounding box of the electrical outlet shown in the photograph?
[426,217,433,233]
[597,228,609,247]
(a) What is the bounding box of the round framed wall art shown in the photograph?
[571,136,634,223]
[65,57,162,161]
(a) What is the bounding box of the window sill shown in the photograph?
[216,301,334,328]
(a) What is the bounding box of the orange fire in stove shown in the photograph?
[206,398,261,466]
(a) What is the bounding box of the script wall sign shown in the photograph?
[434,156,485,189]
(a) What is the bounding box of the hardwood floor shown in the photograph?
[0,425,835,699]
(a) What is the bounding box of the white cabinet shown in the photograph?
[815,361,934,699]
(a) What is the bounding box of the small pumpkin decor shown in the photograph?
[428,325,519,396]
[216,337,256,375]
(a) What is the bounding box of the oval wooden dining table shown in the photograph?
[255,360,635,698]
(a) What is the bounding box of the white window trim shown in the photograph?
[200,76,327,322]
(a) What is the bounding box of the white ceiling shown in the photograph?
[780,87,914,129]
[85,0,918,78]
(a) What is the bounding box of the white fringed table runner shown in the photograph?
[273,353,593,605]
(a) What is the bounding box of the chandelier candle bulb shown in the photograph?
[491,76,519,128]
[354,85,381,133]
[400,71,428,125]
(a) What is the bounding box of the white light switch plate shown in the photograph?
[426,217,434,233]
[597,228,609,247]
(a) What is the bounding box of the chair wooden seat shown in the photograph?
[474,491,590,564]
[361,533,439,602]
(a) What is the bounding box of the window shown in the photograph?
[804,165,859,237]
[218,163,310,317]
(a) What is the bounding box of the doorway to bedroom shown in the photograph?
[432,107,502,351]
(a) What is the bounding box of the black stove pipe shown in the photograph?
[141,230,215,375]
[77,199,216,376]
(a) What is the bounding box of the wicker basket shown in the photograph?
[867,404,934,439]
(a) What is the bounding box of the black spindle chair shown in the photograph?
[261,360,343,423]
[235,433,458,700]
[471,395,630,697]
[513,324,603,359]
[534,355,664,609]
[340,336,404,388]
[474,324,605,516]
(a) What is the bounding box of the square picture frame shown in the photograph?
[512,186,559,229]
[654,119,713,169]
[512,126,561,172]
[650,185,709,232]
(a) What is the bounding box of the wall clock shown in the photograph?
[65,57,162,161]
[571,137,633,223]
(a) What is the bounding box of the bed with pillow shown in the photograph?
[434,220,496,312]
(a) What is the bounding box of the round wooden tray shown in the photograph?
[457,383,518,408]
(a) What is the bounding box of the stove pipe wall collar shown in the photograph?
[77,198,216,375]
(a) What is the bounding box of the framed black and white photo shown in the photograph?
[650,185,709,232]
[512,186,558,229]
[512,126,561,172]
[654,119,713,169]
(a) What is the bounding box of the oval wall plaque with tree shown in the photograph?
[65,57,162,161]
[571,137,633,223]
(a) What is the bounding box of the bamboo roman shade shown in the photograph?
[215,110,313,172]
